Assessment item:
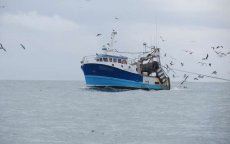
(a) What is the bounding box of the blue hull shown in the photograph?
[81,63,166,90]
[85,75,163,90]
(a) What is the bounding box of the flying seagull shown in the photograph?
[198,75,204,78]
[212,71,217,74]
[197,62,207,66]
[115,17,119,20]
[20,44,26,50]
[202,54,208,60]
[0,43,6,52]
[96,34,102,36]
[170,61,174,66]
[181,62,184,67]
[216,46,223,49]
[160,36,166,42]
[184,50,193,54]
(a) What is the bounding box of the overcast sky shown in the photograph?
[0,0,230,81]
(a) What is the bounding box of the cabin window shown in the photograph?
[100,58,102,62]
[109,58,112,62]
[122,59,127,64]
[112,64,114,66]
[129,66,131,69]
[118,59,121,63]
[96,59,99,62]
[121,65,123,67]
[113,58,117,62]
[103,58,108,62]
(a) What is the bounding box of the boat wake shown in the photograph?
[84,86,132,92]
[171,86,190,91]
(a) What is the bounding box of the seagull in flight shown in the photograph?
[184,50,193,54]
[197,62,207,66]
[96,34,102,36]
[212,71,217,74]
[0,43,6,52]
[202,54,208,60]
[20,44,26,50]
[160,36,166,42]
[115,17,119,20]
[198,75,204,78]
[170,61,174,66]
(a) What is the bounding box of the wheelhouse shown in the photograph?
[95,54,128,64]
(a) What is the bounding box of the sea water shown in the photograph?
[0,80,230,144]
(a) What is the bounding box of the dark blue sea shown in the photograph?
[0,80,230,144]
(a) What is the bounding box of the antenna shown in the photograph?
[155,18,158,48]
[110,30,117,50]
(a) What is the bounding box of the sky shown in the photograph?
[0,0,230,81]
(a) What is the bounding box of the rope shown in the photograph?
[169,67,230,82]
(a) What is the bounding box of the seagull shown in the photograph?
[184,50,193,54]
[216,46,223,49]
[0,43,7,52]
[164,53,166,57]
[202,54,208,60]
[209,63,211,67]
[197,62,207,66]
[212,71,217,74]
[160,36,166,42]
[170,56,176,60]
[211,46,215,50]
[198,75,204,78]
[181,62,184,67]
[20,44,26,50]
[215,51,221,54]
[165,64,169,69]
[96,34,102,36]
[115,17,119,20]
[170,61,174,66]
[194,78,199,80]
[219,53,227,57]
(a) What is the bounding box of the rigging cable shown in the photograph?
[167,67,230,82]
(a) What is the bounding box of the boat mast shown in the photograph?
[109,30,117,51]
[102,30,117,54]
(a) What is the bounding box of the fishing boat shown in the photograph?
[81,30,170,90]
